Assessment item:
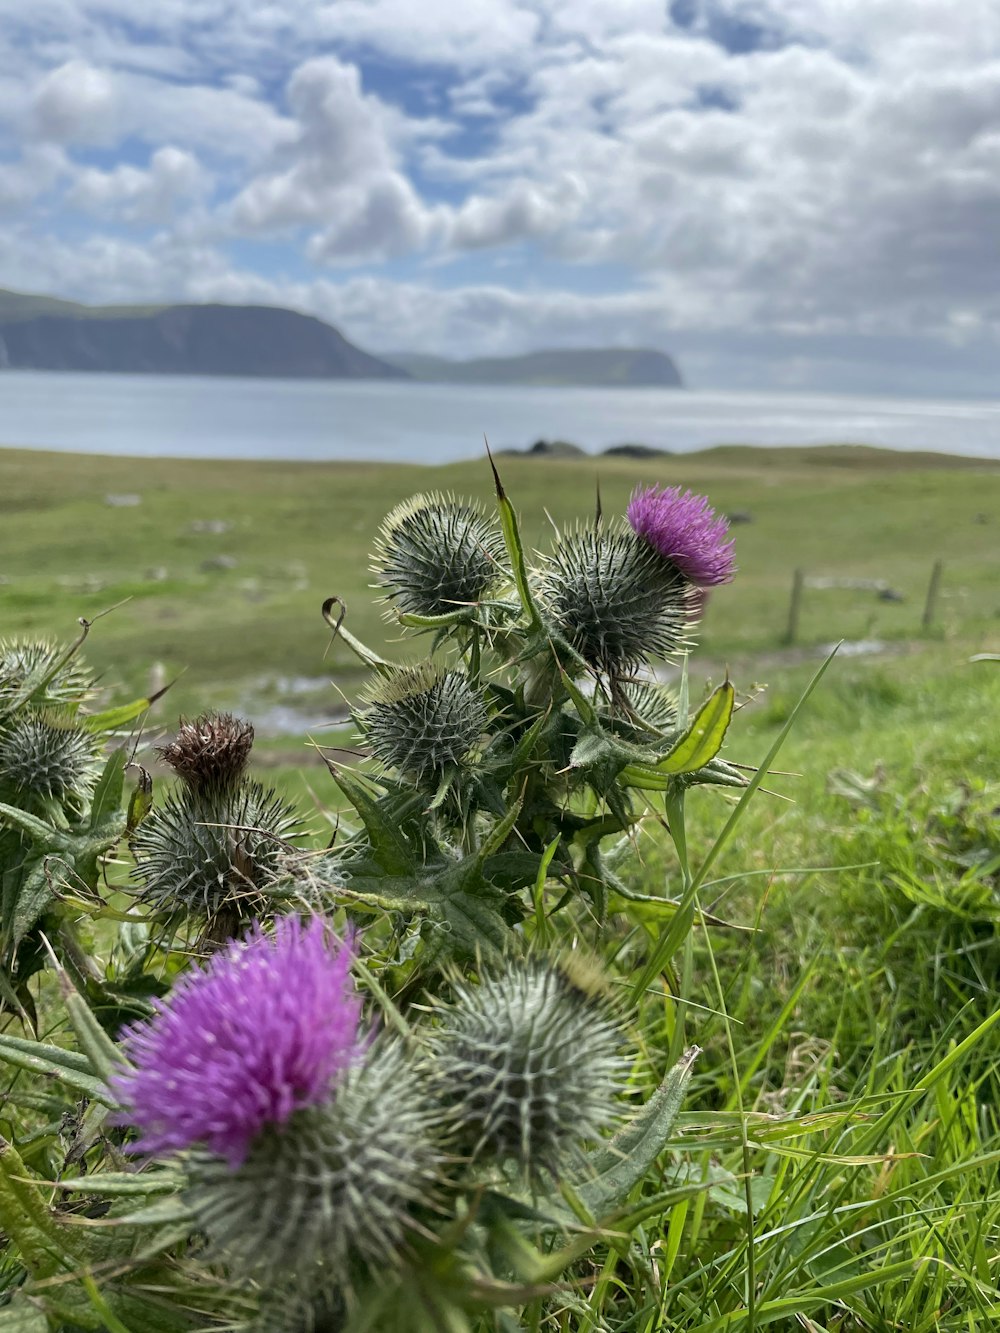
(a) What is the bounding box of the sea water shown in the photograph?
[1,371,998,462]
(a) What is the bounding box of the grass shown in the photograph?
[2,441,999,1329]
[1,444,997,728]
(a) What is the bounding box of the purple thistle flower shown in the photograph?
[627,486,736,587]
[110,915,363,1168]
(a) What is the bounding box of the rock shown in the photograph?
[190,519,230,534]
[105,493,142,507]
[200,555,238,572]
[603,443,670,458]
[877,588,904,603]
[144,566,168,582]
[527,439,586,458]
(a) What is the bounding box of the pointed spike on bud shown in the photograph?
[485,434,506,498]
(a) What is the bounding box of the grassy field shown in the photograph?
[2,441,1000,1328]
[2,443,998,730]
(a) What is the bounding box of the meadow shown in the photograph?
[1,441,999,1331]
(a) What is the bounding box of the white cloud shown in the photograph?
[0,146,67,212]
[32,60,117,144]
[230,56,411,232]
[1,0,1000,388]
[70,146,209,221]
[449,175,586,249]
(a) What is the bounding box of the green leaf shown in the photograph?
[51,1171,184,1199]
[326,766,416,876]
[654,681,735,777]
[88,747,127,833]
[126,765,153,835]
[0,803,62,846]
[81,699,151,734]
[0,1138,82,1279]
[8,857,55,953]
[577,1047,698,1217]
[559,667,597,727]
[488,450,542,631]
[322,596,394,672]
[0,1299,51,1331]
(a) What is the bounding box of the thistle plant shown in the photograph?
[130,711,301,937]
[0,628,162,1014]
[310,469,750,969]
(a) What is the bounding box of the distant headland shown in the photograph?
[0,288,682,387]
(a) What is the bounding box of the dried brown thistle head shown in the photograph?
[158,712,254,792]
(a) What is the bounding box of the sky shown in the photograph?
[1,0,999,394]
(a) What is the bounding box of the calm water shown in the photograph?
[1,371,998,462]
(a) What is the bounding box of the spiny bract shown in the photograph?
[130,779,300,924]
[372,492,507,619]
[537,524,693,676]
[0,638,97,711]
[186,1039,447,1287]
[430,958,625,1177]
[602,680,679,739]
[0,712,99,801]
[358,665,489,788]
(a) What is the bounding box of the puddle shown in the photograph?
[818,638,886,657]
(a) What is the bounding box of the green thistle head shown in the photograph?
[0,638,97,711]
[602,680,679,739]
[186,1039,447,1290]
[0,712,99,801]
[373,493,507,619]
[130,779,301,928]
[538,524,693,677]
[430,957,625,1178]
[358,665,489,788]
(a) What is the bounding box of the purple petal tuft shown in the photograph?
[626,487,736,587]
[110,916,363,1168]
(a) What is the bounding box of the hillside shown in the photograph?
[387,346,683,387]
[0,290,405,379]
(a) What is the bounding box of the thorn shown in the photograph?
[484,434,505,499]
[595,478,603,528]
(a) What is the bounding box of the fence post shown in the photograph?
[784,568,805,644]
[922,559,943,630]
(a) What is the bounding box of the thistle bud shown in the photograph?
[0,711,99,801]
[358,665,489,789]
[373,493,507,618]
[0,638,96,709]
[604,681,678,739]
[158,712,254,794]
[430,958,625,1178]
[188,1040,447,1287]
[538,525,692,676]
[130,778,300,927]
